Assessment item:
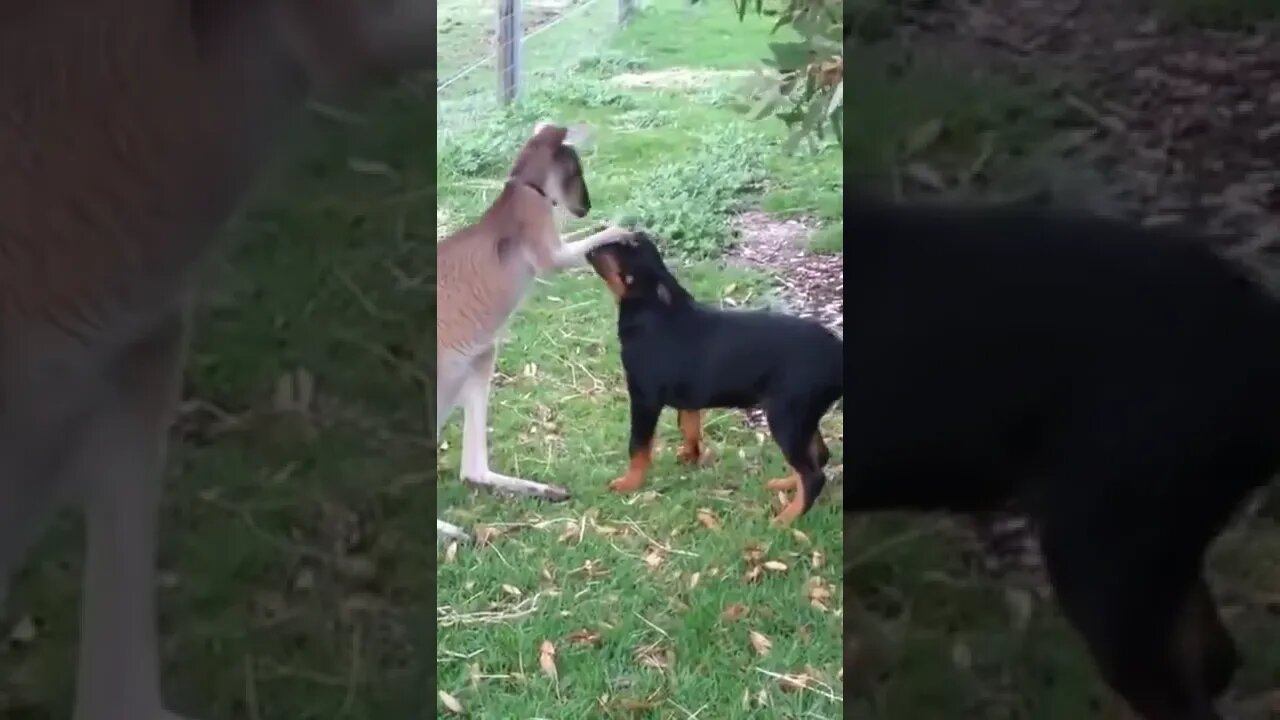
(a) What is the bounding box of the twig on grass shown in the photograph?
[436,592,547,627]
[339,623,362,716]
[755,667,844,703]
[621,519,699,558]
[244,655,262,720]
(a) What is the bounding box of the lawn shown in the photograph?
[435,1,845,718]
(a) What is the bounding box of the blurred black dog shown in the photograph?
[843,195,1280,720]
[585,231,843,524]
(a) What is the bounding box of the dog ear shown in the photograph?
[563,123,595,150]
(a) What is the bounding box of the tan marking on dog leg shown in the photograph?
[766,473,798,492]
[675,409,703,465]
[772,474,808,525]
[609,443,652,493]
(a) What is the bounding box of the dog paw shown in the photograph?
[608,475,644,493]
[675,444,714,466]
[770,503,803,526]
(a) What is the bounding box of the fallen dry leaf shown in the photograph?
[790,529,811,545]
[763,560,788,572]
[807,577,834,611]
[722,603,749,622]
[501,584,523,598]
[634,641,671,669]
[811,550,825,569]
[777,672,814,693]
[688,572,701,589]
[438,690,465,714]
[569,559,610,579]
[474,525,504,547]
[696,508,721,530]
[749,629,773,656]
[567,629,602,647]
[539,640,558,681]
[743,565,764,584]
[609,691,665,712]
[743,543,766,564]
[443,541,458,564]
[557,522,581,545]
[642,546,666,570]
[755,688,770,707]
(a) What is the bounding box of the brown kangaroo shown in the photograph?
[0,2,431,719]
[436,123,631,542]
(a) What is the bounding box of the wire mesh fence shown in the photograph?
[436,0,635,129]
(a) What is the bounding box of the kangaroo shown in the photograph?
[0,3,431,719]
[436,123,632,542]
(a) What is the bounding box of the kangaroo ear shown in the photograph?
[531,121,567,144]
[563,123,595,150]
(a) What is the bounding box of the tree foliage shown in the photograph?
[695,0,844,154]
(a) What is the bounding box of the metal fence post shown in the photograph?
[498,0,522,105]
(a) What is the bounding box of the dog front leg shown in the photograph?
[459,346,571,502]
[69,312,193,720]
[608,394,660,493]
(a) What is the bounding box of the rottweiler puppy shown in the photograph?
[842,195,1280,720]
[585,231,843,524]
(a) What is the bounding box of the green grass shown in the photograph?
[435,1,846,718]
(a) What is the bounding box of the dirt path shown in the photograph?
[920,0,1280,248]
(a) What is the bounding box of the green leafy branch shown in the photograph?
[696,0,844,153]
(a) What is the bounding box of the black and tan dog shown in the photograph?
[585,231,843,524]
[842,194,1280,720]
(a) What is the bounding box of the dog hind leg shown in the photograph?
[764,401,826,524]
[458,346,570,502]
[767,433,829,492]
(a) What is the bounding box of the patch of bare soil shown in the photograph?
[918,0,1280,250]
[724,211,843,433]
[610,68,757,91]
[729,211,844,335]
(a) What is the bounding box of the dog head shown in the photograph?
[586,230,686,305]
[508,122,593,218]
